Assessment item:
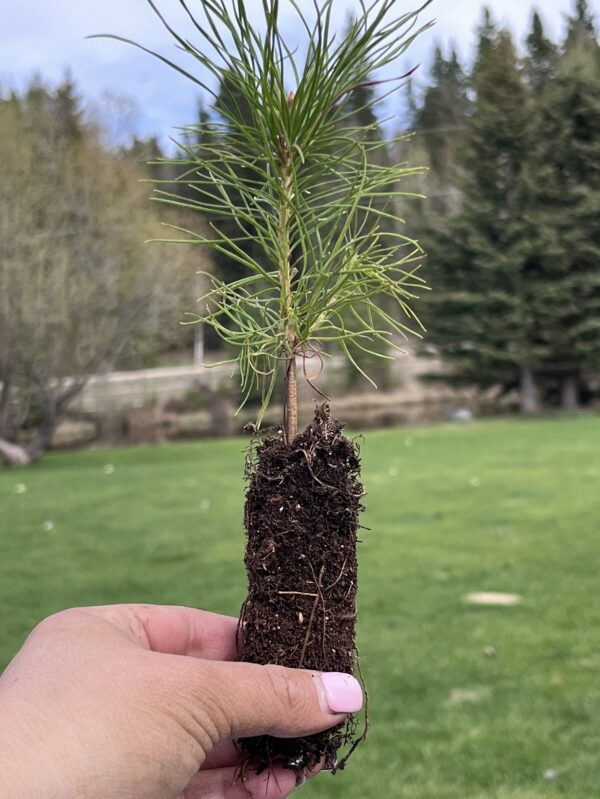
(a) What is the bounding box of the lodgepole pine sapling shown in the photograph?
[94,0,432,776]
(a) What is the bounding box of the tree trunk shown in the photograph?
[26,413,59,463]
[284,353,298,444]
[28,380,87,462]
[561,374,580,412]
[0,370,12,439]
[519,364,540,415]
[193,324,204,366]
[0,437,32,467]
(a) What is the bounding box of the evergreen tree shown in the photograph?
[421,14,548,411]
[123,134,177,187]
[521,3,600,409]
[335,18,402,388]
[125,135,164,165]
[415,45,468,179]
[476,7,496,65]
[526,11,559,91]
[53,73,83,142]
[21,75,84,147]
[402,35,472,215]
[338,22,380,141]
[566,0,597,48]
[184,74,263,286]
[404,2,599,411]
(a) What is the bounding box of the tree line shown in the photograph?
[0,79,208,464]
[405,1,599,412]
[0,1,597,464]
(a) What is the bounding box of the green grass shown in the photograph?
[1,416,599,797]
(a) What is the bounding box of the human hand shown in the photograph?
[0,604,362,799]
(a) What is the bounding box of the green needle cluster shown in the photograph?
[94,0,432,424]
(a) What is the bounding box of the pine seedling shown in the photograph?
[94,0,432,774]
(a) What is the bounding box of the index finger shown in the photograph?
[87,604,239,661]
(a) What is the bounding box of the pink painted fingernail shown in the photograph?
[321,672,363,714]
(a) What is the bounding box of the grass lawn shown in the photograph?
[1,415,599,797]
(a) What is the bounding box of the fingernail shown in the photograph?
[321,672,363,714]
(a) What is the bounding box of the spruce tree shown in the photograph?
[401,45,469,371]
[526,11,559,91]
[414,44,468,191]
[52,75,84,142]
[421,14,547,411]
[566,0,597,47]
[522,2,600,409]
[407,2,599,411]
[336,21,400,387]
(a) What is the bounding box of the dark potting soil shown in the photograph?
[238,403,365,775]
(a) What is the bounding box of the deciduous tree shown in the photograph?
[0,82,207,465]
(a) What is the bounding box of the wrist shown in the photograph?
[0,701,74,799]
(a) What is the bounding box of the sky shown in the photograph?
[1,0,598,145]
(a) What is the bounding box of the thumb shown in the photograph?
[183,660,363,741]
